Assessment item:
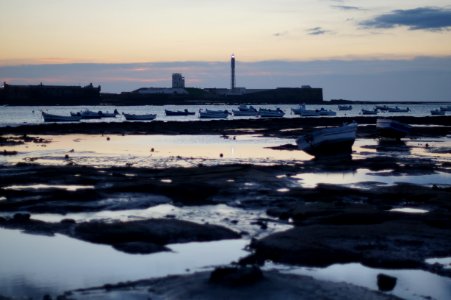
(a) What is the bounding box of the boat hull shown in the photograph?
[122,113,156,121]
[376,119,411,139]
[296,123,357,157]
[165,110,195,116]
[42,112,81,122]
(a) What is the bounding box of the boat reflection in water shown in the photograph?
[377,139,411,153]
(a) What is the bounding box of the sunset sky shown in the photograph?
[1,0,451,100]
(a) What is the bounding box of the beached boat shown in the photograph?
[296,122,358,157]
[42,112,82,122]
[387,106,410,113]
[362,109,378,115]
[232,105,258,116]
[431,109,445,116]
[258,108,285,118]
[122,112,156,121]
[199,109,229,119]
[165,109,195,116]
[376,118,412,139]
[338,105,352,111]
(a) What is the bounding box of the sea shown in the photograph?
[0,103,449,126]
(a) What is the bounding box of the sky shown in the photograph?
[1,0,451,101]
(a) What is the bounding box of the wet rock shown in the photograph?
[60,219,76,224]
[377,273,397,292]
[209,266,263,286]
[113,242,169,254]
[13,213,31,222]
[73,219,240,252]
[251,220,451,270]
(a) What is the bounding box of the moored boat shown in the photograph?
[232,105,258,116]
[376,118,411,139]
[258,108,285,118]
[362,109,378,115]
[165,109,195,116]
[98,109,119,118]
[431,109,445,116]
[296,122,358,157]
[338,105,352,111]
[387,106,410,113]
[42,112,82,122]
[199,109,229,119]
[122,112,156,121]
[71,109,103,119]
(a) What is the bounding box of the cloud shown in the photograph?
[306,27,330,35]
[332,5,361,11]
[360,7,451,31]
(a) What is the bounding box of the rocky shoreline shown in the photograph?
[0,116,450,299]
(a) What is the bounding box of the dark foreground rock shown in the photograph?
[249,219,451,271]
[61,270,400,300]
[73,219,240,254]
[0,217,240,254]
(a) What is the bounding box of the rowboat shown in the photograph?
[431,109,445,116]
[122,113,156,121]
[232,105,258,116]
[296,122,358,157]
[42,112,82,122]
[387,106,410,113]
[362,109,378,115]
[338,105,352,111]
[258,108,285,118]
[165,109,195,116]
[199,109,229,119]
[376,118,411,139]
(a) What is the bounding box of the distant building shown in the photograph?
[135,87,187,95]
[1,82,101,105]
[172,73,185,88]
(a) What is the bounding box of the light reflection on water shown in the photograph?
[0,228,249,298]
[0,134,311,167]
[4,184,94,191]
[294,168,451,188]
[30,204,292,238]
[267,262,451,300]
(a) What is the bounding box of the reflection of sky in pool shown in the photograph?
[294,168,451,188]
[0,228,248,298]
[267,262,451,300]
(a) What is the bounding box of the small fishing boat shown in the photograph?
[376,118,412,139]
[292,105,335,116]
[258,108,285,118]
[387,106,409,113]
[98,109,119,118]
[122,112,156,121]
[375,105,390,111]
[317,108,336,116]
[431,109,445,116]
[199,109,229,119]
[292,104,319,116]
[71,109,103,119]
[362,109,378,115]
[42,112,82,122]
[338,105,352,111]
[165,109,195,116]
[232,105,258,116]
[296,122,358,157]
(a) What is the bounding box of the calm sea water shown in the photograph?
[0,103,449,126]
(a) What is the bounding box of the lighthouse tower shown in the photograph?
[231,54,235,90]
